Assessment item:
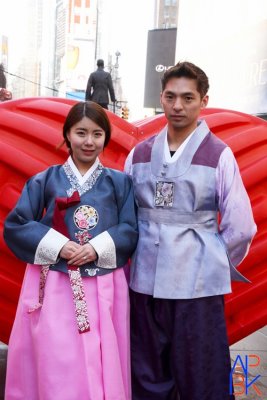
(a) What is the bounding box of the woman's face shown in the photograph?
[66,116,106,174]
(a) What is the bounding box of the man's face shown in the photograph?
[160,77,208,133]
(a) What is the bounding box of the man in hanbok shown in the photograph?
[125,61,257,400]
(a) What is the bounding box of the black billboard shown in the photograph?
[144,28,177,109]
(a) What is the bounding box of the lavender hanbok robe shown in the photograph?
[124,120,256,400]
[125,120,256,299]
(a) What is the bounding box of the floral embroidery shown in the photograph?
[63,161,103,197]
[38,265,50,304]
[68,269,90,333]
[28,265,49,313]
[75,230,92,245]
[73,205,98,230]
[154,181,174,207]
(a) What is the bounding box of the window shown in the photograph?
[164,0,177,5]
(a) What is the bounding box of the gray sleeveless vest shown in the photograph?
[130,120,245,299]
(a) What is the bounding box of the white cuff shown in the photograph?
[90,231,116,269]
[34,228,69,265]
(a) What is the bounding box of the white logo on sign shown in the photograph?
[155,64,173,73]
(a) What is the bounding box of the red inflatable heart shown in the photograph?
[0,97,266,344]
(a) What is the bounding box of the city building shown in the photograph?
[143,0,179,113]
[154,0,179,29]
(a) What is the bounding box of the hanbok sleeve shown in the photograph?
[89,173,138,269]
[216,147,257,268]
[4,172,69,265]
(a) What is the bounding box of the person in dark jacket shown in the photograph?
[0,63,12,101]
[0,63,7,88]
[85,59,116,109]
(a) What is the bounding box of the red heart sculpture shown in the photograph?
[0,97,266,344]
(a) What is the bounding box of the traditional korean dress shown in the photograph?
[4,156,138,400]
[124,120,257,400]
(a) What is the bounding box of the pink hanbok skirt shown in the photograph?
[5,264,131,400]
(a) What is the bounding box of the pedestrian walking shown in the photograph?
[85,59,116,110]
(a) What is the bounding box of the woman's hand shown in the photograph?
[60,240,81,259]
[67,243,98,266]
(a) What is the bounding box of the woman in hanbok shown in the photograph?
[4,101,138,400]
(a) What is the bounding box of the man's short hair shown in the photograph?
[161,61,209,98]
[97,59,104,68]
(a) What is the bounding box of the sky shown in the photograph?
[175,0,267,114]
[0,1,28,67]
[0,0,155,119]
[2,0,267,116]
[0,1,26,37]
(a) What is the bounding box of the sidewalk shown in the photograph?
[0,342,7,400]
[1,327,266,399]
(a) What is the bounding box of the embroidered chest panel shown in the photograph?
[63,162,103,197]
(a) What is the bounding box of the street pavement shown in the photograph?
[0,326,266,399]
[0,342,7,400]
